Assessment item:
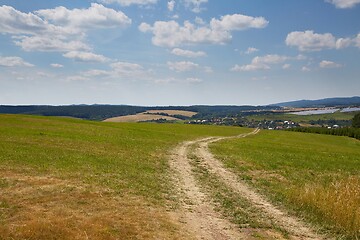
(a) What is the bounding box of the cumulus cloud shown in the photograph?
[231,54,290,72]
[168,0,175,11]
[184,0,208,13]
[319,60,342,68]
[139,14,268,47]
[167,61,199,72]
[171,48,206,58]
[325,0,360,8]
[231,63,269,72]
[35,3,131,30]
[99,0,158,6]
[0,4,131,53]
[0,56,34,67]
[286,30,336,51]
[50,63,64,68]
[63,51,110,62]
[286,30,360,51]
[14,36,91,52]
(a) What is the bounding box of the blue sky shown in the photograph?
[0,0,359,106]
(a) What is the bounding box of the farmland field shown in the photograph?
[1,114,359,239]
[103,112,181,122]
[210,130,360,239]
[0,114,250,239]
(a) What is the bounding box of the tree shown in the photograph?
[352,112,360,128]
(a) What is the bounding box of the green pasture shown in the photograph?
[211,130,360,238]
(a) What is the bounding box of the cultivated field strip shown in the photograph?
[170,128,324,240]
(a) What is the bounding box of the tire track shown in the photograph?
[169,138,245,240]
[194,128,324,240]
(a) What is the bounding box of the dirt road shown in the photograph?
[169,129,324,240]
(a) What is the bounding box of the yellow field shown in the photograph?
[145,110,197,117]
[103,113,180,122]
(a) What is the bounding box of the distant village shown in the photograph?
[186,117,302,130]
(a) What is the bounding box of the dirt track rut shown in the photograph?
[169,129,324,240]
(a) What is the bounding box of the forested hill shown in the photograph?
[0,105,275,121]
[274,96,360,108]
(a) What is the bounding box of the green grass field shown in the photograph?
[211,130,360,239]
[0,114,250,239]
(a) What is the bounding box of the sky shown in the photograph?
[0,0,359,106]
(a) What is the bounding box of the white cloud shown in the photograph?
[286,30,360,51]
[100,0,158,6]
[335,37,353,49]
[210,14,268,31]
[231,63,269,72]
[195,17,205,25]
[231,54,289,72]
[168,0,175,11]
[245,47,259,54]
[184,0,208,13]
[252,55,289,65]
[171,48,206,58]
[355,33,360,48]
[0,56,34,67]
[110,61,151,79]
[36,3,131,30]
[0,5,72,36]
[50,63,64,68]
[282,64,291,69]
[319,60,342,68]
[0,4,131,53]
[167,61,199,72]
[14,36,91,52]
[286,30,336,51]
[139,14,268,47]
[82,69,111,77]
[325,0,360,8]
[63,51,109,62]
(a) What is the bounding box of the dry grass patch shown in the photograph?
[0,171,185,240]
[103,113,180,122]
[145,110,197,117]
[290,176,360,239]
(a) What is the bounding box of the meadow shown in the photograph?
[0,114,251,239]
[211,130,360,239]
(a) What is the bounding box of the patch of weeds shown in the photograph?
[0,179,9,188]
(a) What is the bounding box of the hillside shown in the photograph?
[274,96,360,108]
[0,114,249,239]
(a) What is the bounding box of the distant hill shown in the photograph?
[0,105,274,121]
[274,97,360,108]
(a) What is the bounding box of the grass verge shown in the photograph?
[210,130,360,239]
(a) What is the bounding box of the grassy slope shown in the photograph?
[211,130,360,239]
[0,114,251,239]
